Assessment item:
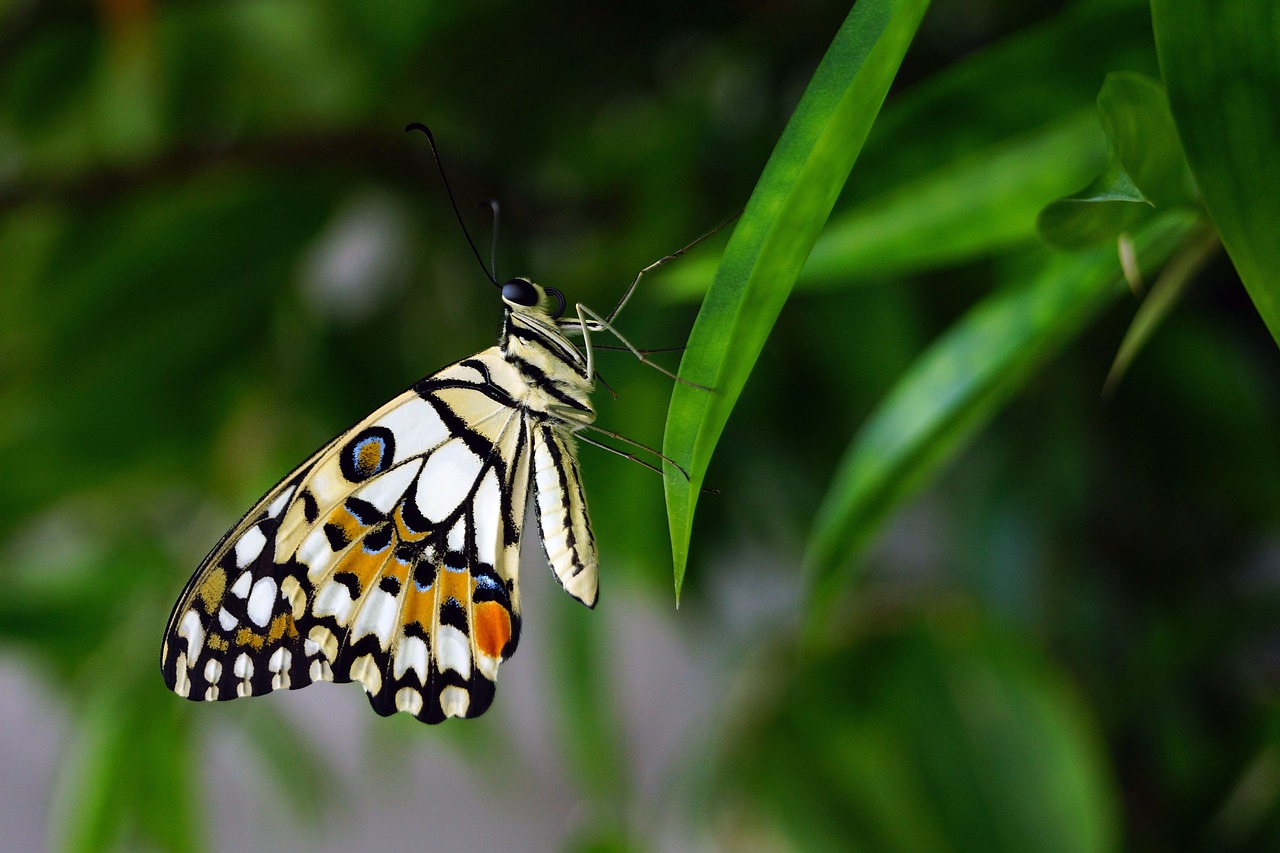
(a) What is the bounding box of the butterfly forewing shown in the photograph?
[161,337,572,724]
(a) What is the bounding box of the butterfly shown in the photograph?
[160,272,612,723]
[160,124,722,724]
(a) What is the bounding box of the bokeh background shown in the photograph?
[3,0,1279,850]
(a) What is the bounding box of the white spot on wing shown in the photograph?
[415,439,483,522]
[281,575,305,619]
[217,607,237,632]
[396,687,424,715]
[351,588,399,648]
[173,654,190,697]
[269,646,293,689]
[234,653,254,679]
[268,646,291,673]
[298,526,336,581]
[394,634,429,680]
[475,650,500,681]
[265,486,296,519]
[354,458,423,513]
[350,653,382,695]
[473,468,500,566]
[234,526,267,568]
[310,659,334,682]
[308,626,338,661]
[204,658,222,684]
[436,625,471,678]
[178,610,204,662]
[230,571,252,599]
[438,685,470,718]
[446,518,465,554]
[246,577,278,627]
[376,397,449,462]
[313,580,355,625]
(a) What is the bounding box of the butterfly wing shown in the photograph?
[531,423,599,607]
[161,349,532,723]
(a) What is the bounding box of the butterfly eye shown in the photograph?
[501,279,539,306]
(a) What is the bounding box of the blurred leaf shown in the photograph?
[564,831,648,853]
[804,209,1199,628]
[1037,156,1148,250]
[798,115,1106,283]
[665,113,1106,294]
[50,614,201,853]
[662,2,1158,298]
[0,176,337,524]
[722,614,1118,853]
[238,704,343,824]
[663,0,931,599]
[853,0,1156,198]
[1095,72,1191,207]
[1151,0,1280,345]
[1104,224,1220,393]
[1,22,99,136]
[1038,73,1191,249]
[548,597,629,813]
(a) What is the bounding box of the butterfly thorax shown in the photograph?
[499,293,595,427]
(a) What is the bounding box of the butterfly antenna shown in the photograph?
[405,123,499,288]
[479,198,500,282]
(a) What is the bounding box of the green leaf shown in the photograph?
[662,114,1106,294]
[804,210,1199,627]
[1037,155,1149,250]
[1095,72,1191,208]
[1038,72,1191,249]
[1151,0,1280,347]
[662,0,932,599]
[659,1,1158,298]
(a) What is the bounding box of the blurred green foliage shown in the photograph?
[3,0,1280,851]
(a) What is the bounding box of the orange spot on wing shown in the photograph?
[327,506,368,545]
[235,627,265,649]
[267,613,298,643]
[335,536,391,593]
[358,442,382,475]
[197,567,227,615]
[439,568,471,611]
[403,586,434,634]
[473,601,511,659]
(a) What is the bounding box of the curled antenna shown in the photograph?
[546,287,566,319]
[405,123,498,288]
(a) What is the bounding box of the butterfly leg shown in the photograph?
[548,408,691,480]
[603,212,742,324]
[572,426,718,494]
[574,302,712,391]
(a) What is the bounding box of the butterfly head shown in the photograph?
[501,278,566,320]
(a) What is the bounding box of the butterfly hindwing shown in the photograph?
[531,423,599,607]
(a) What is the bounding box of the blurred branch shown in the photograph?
[0,129,434,214]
